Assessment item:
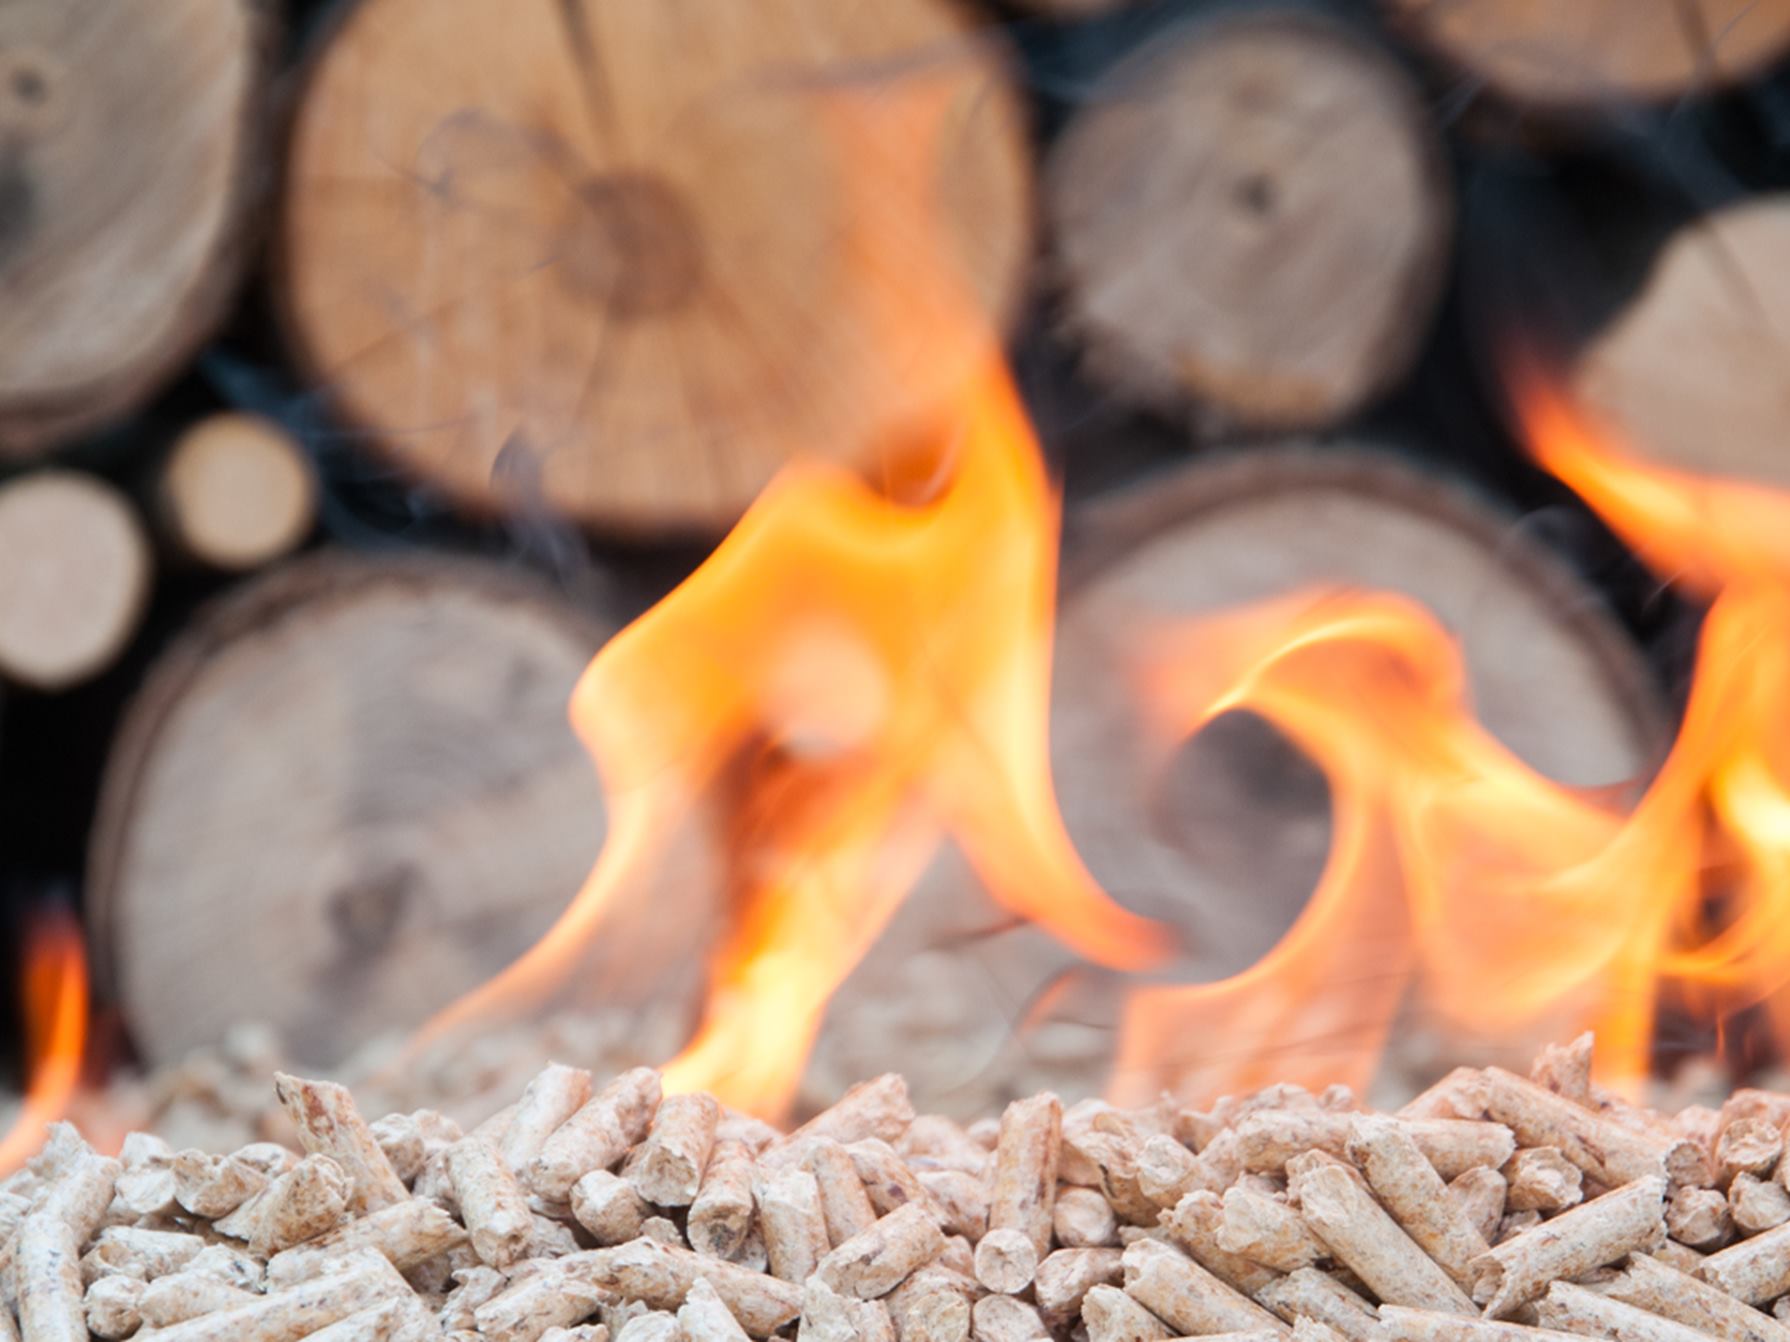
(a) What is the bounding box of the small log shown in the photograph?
[1047,10,1450,431]
[0,0,266,452]
[1571,199,1790,490]
[85,554,699,1065]
[280,0,1032,533]
[1381,1,1790,110]
[0,471,151,690]
[158,414,318,572]
[1006,0,1135,17]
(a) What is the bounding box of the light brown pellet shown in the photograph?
[1161,1190,1283,1296]
[805,1140,877,1249]
[1253,1267,1382,1342]
[630,1095,721,1209]
[1034,1247,1123,1331]
[273,1074,409,1215]
[1502,1150,1582,1214]
[448,1136,534,1268]
[1121,1238,1287,1337]
[1446,1168,1507,1248]
[1729,1172,1790,1233]
[1698,1219,1790,1303]
[1217,1186,1328,1273]
[530,1069,663,1202]
[265,1194,467,1286]
[969,1293,1044,1342]
[501,1064,593,1175]
[83,1275,144,1340]
[1534,1280,1713,1342]
[1292,1159,1473,1313]
[1665,1186,1731,1249]
[1717,1118,1783,1185]
[1471,1175,1667,1316]
[1605,1252,1790,1342]
[803,1278,897,1342]
[679,1277,751,1342]
[754,1168,829,1284]
[1056,1187,1120,1248]
[573,1236,804,1337]
[1082,1283,1172,1342]
[573,1169,652,1247]
[816,1204,946,1300]
[986,1094,1061,1260]
[972,1229,1037,1296]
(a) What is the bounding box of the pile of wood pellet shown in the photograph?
[7,1033,1790,1342]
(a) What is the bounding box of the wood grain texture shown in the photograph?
[1383,0,1790,109]
[89,556,619,1066]
[1048,11,1450,430]
[1572,198,1790,488]
[0,471,151,690]
[0,0,266,452]
[281,0,1033,534]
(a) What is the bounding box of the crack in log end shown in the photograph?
[0,160,34,268]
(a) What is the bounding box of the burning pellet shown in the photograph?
[630,1095,721,1208]
[972,1229,1036,1296]
[573,1169,652,1246]
[847,1141,935,1219]
[126,1249,407,1342]
[1254,1267,1382,1342]
[1446,1168,1506,1247]
[1217,1186,1328,1273]
[1138,1137,1202,1209]
[83,1276,144,1340]
[501,1064,593,1175]
[1379,1307,1583,1342]
[273,1074,409,1215]
[1236,1112,1352,1173]
[1478,1071,1686,1189]
[1162,1190,1283,1296]
[138,1271,259,1327]
[1534,1280,1713,1342]
[530,1068,663,1202]
[1729,1172,1790,1233]
[265,1195,468,1286]
[82,1227,206,1283]
[970,1292,1045,1342]
[803,1279,897,1342]
[1400,1122,1518,1182]
[1056,1187,1119,1248]
[475,1265,606,1342]
[1605,1253,1790,1342]
[1292,1159,1474,1314]
[1665,1185,1730,1250]
[684,1140,757,1261]
[1082,1283,1172,1342]
[18,1214,85,1342]
[616,1311,685,1342]
[1502,1150,1583,1214]
[817,1203,946,1300]
[805,1140,877,1249]
[754,1168,829,1283]
[574,1236,805,1336]
[1346,1116,1489,1295]
[777,1077,915,1160]
[680,1277,751,1342]
[1121,1238,1287,1337]
[985,1093,1061,1260]
[1470,1174,1667,1317]
[447,1135,534,1269]
[1717,1118,1782,1184]
[916,1172,986,1242]
[1034,1248,1123,1331]
[1697,1219,1790,1303]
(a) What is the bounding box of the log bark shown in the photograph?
[1381,1,1790,110]
[279,0,1032,534]
[88,555,631,1065]
[158,413,318,572]
[0,471,151,691]
[1047,10,1450,431]
[0,0,267,453]
[1571,198,1790,489]
[802,446,1664,1114]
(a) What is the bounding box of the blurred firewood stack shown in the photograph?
[5,0,1790,1111]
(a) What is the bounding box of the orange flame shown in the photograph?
[0,907,89,1174]
[424,358,1169,1116]
[1112,352,1790,1104]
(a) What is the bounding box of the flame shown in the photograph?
[423,357,1169,1116]
[0,907,88,1174]
[1112,351,1790,1104]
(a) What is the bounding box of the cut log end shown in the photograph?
[0,471,151,691]
[88,556,624,1066]
[0,0,264,454]
[1382,0,1790,109]
[161,414,319,571]
[1572,197,1790,489]
[1048,10,1451,430]
[280,0,1033,533]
